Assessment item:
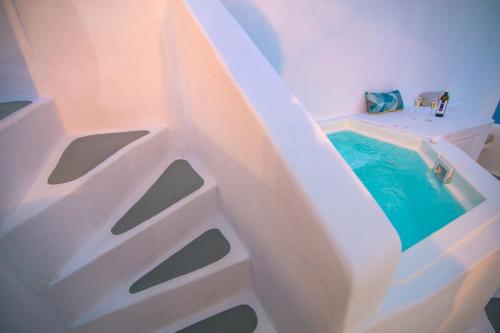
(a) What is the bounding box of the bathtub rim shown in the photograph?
[319,117,500,283]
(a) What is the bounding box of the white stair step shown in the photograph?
[0,126,170,291]
[111,158,206,235]
[156,291,276,333]
[69,223,250,333]
[42,160,218,323]
[0,98,64,222]
[0,100,31,121]
[47,130,150,185]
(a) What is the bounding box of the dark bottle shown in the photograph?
[435,92,449,117]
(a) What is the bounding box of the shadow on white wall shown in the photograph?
[221,0,500,121]
[0,1,37,101]
[223,0,283,74]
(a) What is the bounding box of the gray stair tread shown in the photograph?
[129,229,230,293]
[48,130,149,184]
[0,101,31,120]
[176,305,257,333]
[112,159,204,235]
[485,298,500,332]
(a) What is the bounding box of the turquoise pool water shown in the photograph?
[328,130,465,251]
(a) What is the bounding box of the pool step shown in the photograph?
[157,291,276,333]
[48,130,149,184]
[42,163,218,323]
[0,126,170,291]
[112,159,205,235]
[69,225,251,333]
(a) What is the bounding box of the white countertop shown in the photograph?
[350,109,493,139]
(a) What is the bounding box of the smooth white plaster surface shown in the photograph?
[479,124,500,177]
[222,0,500,120]
[1,1,498,332]
[0,261,66,333]
[350,109,493,161]
[0,98,65,221]
[167,1,401,332]
[2,0,171,133]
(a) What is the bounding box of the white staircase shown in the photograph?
[0,126,170,291]
[0,100,276,333]
[70,222,250,333]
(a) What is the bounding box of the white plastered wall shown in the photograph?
[222,0,500,120]
[2,0,173,133]
[479,124,500,177]
[166,1,401,332]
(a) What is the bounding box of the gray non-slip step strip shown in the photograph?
[176,305,258,333]
[486,298,500,332]
[111,159,204,235]
[129,229,230,294]
[0,101,31,121]
[48,130,149,184]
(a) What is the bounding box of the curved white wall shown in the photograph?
[2,0,171,133]
[166,1,400,332]
[222,0,500,120]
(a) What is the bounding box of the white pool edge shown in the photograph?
[320,117,500,333]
